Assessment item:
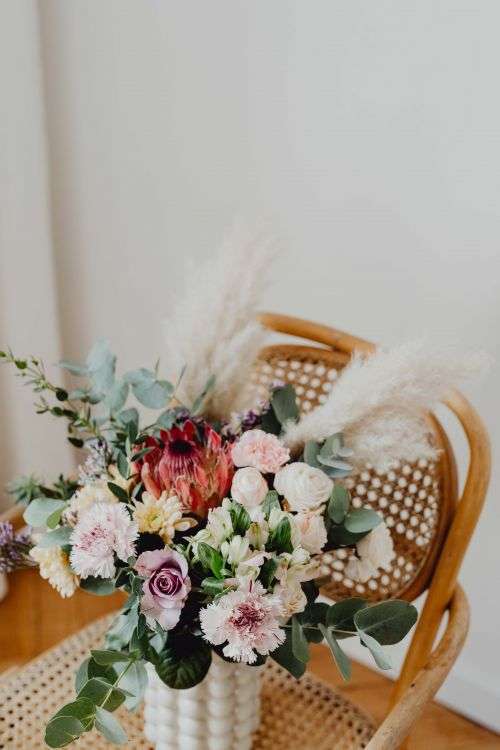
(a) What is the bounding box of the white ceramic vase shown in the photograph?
[143,655,262,750]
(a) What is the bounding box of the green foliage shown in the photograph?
[191,374,216,415]
[197,543,224,578]
[266,516,293,554]
[45,716,86,748]
[318,624,351,681]
[271,630,306,679]
[80,577,117,596]
[262,490,281,518]
[291,616,309,663]
[107,482,130,503]
[36,526,72,548]
[228,501,251,536]
[6,474,43,504]
[270,384,299,426]
[125,368,174,409]
[155,635,212,690]
[95,707,127,744]
[353,600,418,645]
[327,485,350,524]
[344,508,382,534]
[258,558,278,590]
[326,598,366,637]
[314,433,353,479]
[23,498,67,528]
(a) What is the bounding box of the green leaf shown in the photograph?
[36,526,72,548]
[24,498,66,527]
[45,716,85,748]
[107,482,129,502]
[125,368,173,409]
[262,491,280,518]
[271,631,306,679]
[357,630,392,670]
[197,543,224,578]
[156,410,176,429]
[191,374,216,415]
[118,408,139,427]
[267,517,293,554]
[271,384,299,426]
[201,577,226,595]
[327,485,350,524]
[119,661,148,710]
[318,624,351,681]
[354,601,418,645]
[95,707,127,745]
[298,602,329,642]
[53,697,96,731]
[291,616,309,663]
[260,406,282,436]
[326,598,366,638]
[117,451,129,480]
[106,609,140,649]
[75,658,117,693]
[258,558,278,590]
[344,508,382,534]
[86,339,116,393]
[80,577,116,596]
[105,380,129,414]
[303,441,321,467]
[59,359,87,376]
[90,650,133,666]
[229,501,251,536]
[78,678,127,712]
[156,635,212,689]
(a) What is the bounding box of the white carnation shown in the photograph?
[274,462,333,512]
[30,545,78,598]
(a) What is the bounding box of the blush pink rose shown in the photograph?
[231,430,290,475]
[231,467,268,508]
[135,548,190,630]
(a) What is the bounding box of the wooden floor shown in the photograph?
[1,569,499,749]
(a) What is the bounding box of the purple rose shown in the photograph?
[135,548,190,630]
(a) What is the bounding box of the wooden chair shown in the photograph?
[0,314,491,749]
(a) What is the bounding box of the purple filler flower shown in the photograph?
[0,522,33,573]
[135,548,191,630]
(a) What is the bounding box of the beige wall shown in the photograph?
[1,0,499,729]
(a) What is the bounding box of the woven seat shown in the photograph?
[0,615,375,750]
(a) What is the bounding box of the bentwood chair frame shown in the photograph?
[0,313,491,749]
[256,313,490,749]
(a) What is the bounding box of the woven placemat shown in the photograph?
[0,616,374,749]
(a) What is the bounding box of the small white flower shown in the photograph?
[274,462,333,512]
[30,545,78,598]
[294,510,328,555]
[68,478,117,518]
[231,467,268,509]
[70,502,138,579]
[221,535,250,566]
[245,520,269,550]
[345,523,395,583]
[276,546,316,585]
[199,500,234,550]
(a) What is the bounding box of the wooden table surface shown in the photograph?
[1,569,499,749]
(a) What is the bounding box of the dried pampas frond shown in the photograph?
[164,222,277,420]
[283,340,489,471]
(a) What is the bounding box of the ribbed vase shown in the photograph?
[143,656,262,750]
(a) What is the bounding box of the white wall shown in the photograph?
[2,0,499,730]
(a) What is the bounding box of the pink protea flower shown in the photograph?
[231,429,290,475]
[199,581,285,664]
[135,548,191,630]
[138,420,233,518]
[70,502,138,579]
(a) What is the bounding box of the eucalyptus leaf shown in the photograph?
[78,678,127,712]
[354,600,418,645]
[271,631,306,679]
[45,716,85,748]
[119,661,148,710]
[357,630,392,670]
[91,650,133,666]
[95,707,127,744]
[303,441,321,467]
[80,577,116,596]
[86,340,116,393]
[326,598,366,637]
[270,384,299,426]
[59,360,87,376]
[53,697,96,731]
[105,380,129,414]
[344,508,382,534]
[24,498,66,528]
[327,485,350,524]
[318,624,351,681]
[37,526,72,548]
[291,616,309,663]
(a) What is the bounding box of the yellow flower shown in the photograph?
[30,545,78,598]
[133,492,197,544]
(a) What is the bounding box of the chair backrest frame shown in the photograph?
[257,312,490,704]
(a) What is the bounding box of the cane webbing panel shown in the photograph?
[251,345,445,603]
[0,616,374,749]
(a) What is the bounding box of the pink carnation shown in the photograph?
[70,502,137,579]
[199,581,285,664]
[231,430,289,475]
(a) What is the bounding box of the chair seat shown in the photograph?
[0,615,375,750]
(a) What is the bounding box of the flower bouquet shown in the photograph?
[2,231,482,749]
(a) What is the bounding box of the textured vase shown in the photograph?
[143,656,262,750]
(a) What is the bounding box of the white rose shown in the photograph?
[345,523,395,583]
[294,511,328,555]
[231,467,268,509]
[274,462,333,512]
